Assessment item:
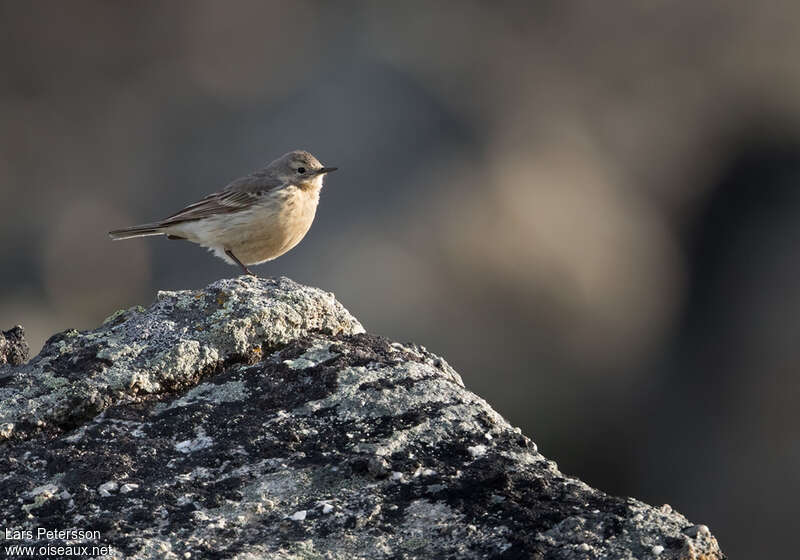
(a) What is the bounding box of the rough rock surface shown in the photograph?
[0,277,362,442]
[0,276,725,559]
[0,325,29,366]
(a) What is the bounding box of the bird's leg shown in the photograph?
[225,249,256,277]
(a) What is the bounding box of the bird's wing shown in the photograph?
[222,172,285,194]
[159,174,286,225]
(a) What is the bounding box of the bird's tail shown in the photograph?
[108,223,165,240]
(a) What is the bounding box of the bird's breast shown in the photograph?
[231,185,321,264]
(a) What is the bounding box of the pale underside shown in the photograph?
[164,184,321,266]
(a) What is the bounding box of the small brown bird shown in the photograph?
[109,150,337,276]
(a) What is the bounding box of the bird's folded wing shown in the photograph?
[159,190,264,225]
[159,175,286,225]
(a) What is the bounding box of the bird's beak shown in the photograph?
[316,167,338,175]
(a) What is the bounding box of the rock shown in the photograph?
[0,276,363,441]
[0,325,29,366]
[367,455,392,479]
[0,276,724,559]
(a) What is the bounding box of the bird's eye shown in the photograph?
[297,167,306,174]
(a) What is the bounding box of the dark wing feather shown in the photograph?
[158,173,285,226]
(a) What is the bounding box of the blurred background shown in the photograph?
[2,1,799,556]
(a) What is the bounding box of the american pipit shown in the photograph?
[109,150,337,276]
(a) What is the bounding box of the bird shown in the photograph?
[109,150,337,276]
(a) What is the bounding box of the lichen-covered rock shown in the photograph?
[0,276,363,441]
[0,277,724,559]
[0,325,29,366]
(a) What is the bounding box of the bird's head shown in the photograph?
[269,150,337,189]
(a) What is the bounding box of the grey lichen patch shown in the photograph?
[0,276,363,441]
[174,428,214,454]
[162,380,248,411]
[301,361,490,429]
[283,344,338,370]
